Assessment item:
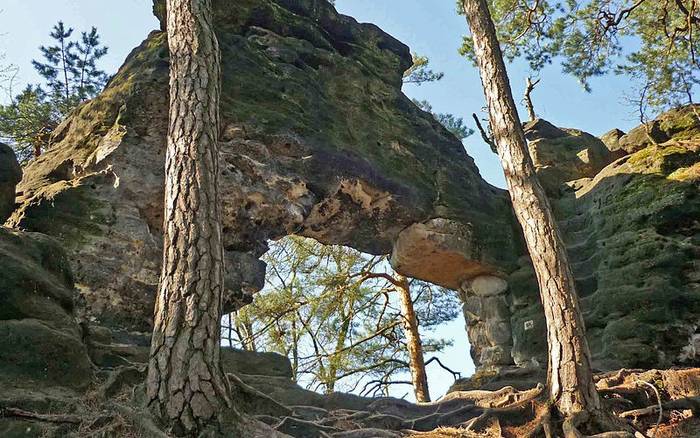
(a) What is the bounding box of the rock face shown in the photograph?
[0,143,21,223]
[460,106,700,372]
[8,0,518,332]
[0,228,92,389]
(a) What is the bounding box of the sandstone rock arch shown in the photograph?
[8,0,520,334]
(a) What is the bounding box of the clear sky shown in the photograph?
[0,0,648,400]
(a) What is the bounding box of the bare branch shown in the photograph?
[523,76,541,122]
[425,356,462,380]
[472,113,497,153]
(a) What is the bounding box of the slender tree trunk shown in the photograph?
[234,313,256,351]
[327,304,352,394]
[60,38,71,102]
[146,0,232,434]
[461,0,600,417]
[395,274,431,403]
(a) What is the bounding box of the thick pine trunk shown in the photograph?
[395,275,431,403]
[461,0,600,417]
[146,0,232,434]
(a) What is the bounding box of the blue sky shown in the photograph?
[0,0,648,400]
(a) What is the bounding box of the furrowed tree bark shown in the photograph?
[461,0,600,418]
[395,274,431,403]
[146,0,232,435]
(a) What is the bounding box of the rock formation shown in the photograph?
[8,0,519,334]
[456,105,700,375]
[2,0,700,436]
[0,228,93,391]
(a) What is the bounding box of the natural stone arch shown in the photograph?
[9,0,521,334]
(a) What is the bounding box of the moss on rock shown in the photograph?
[506,115,700,371]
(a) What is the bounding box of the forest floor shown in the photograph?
[4,365,700,437]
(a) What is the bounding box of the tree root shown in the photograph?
[0,407,82,424]
[461,398,553,438]
[451,397,646,438]
[562,410,642,438]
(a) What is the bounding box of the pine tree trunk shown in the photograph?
[461,0,600,417]
[146,0,232,434]
[327,305,352,394]
[395,274,431,403]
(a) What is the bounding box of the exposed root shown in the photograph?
[0,407,82,424]
[562,410,639,438]
[634,380,662,436]
[461,398,552,438]
[439,384,545,410]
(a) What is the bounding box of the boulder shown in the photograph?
[9,0,519,332]
[0,143,21,223]
[0,319,92,389]
[524,118,614,195]
[221,348,294,379]
[600,128,627,158]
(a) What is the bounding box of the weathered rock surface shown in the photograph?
[523,118,614,195]
[460,275,514,368]
[222,348,294,378]
[0,228,92,390]
[1,1,699,435]
[460,106,700,372]
[0,143,21,223]
[9,0,518,332]
[618,104,700,153]
[600,128,626,157]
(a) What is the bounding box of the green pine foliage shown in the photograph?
[403,54,474,142]
[413,99,475,141]
[228,236,460,397]
[458,0,699,114]
[403,54,446,85]
[0,22,108,162]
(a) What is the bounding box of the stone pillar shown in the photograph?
[459,275,514,369]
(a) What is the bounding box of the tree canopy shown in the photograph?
[459,0,699,117]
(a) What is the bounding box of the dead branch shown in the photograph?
[524,76,541,122]
[424,356,461,380]
[472,113,497,153]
